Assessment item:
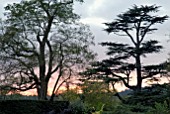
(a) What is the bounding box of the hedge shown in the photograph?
[0,100,69,114]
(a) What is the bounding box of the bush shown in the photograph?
[147,101,170,114]
[113,104,135,114]
[69,100,90,114]
[115,84,170,114]
[125,84,170,107]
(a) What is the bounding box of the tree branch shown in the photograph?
[38,0,51,17]
[10,83,36,91]
[51,43,64,74]
[124,30,137,46]
[110,72,136,90]
[139,23,152,43]
[46,40,53,81]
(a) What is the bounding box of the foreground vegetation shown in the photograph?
[1,83,170,114]
[59,83,170,114]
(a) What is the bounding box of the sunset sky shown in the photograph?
[1,0,170,94]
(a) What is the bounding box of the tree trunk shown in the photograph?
[37,81,48,100]
[135,54,142,92]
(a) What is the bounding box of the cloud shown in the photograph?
[87,0,104,16]
[80,17,106,27]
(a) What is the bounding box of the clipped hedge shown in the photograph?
[0,100,69,114]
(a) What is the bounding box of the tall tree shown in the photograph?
[81,5,168,92]
[0,0,95,100]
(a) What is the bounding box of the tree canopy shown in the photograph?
[0,0,95,100]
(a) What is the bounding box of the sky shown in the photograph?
[1,0,170,93]
[1,0,170,64]
[73,0,170,65]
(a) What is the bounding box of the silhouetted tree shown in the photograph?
[81,5,168,92]
[0,0,95,100]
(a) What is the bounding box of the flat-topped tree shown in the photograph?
[103,5,168,92]
[80,5,168,93]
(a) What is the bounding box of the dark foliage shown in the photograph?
[125,83,170,107]
[0,100,69,114]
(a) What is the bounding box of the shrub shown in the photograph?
[125,84,170,107]
[147,101,170,114]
